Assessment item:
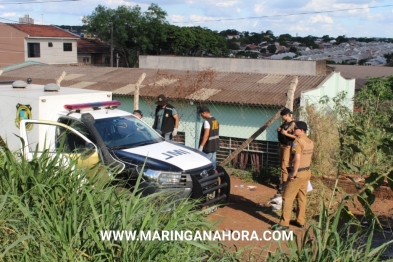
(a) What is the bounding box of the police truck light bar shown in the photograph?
[64,100,121,110]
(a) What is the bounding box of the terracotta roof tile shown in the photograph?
[6,24,77,38]
[0,65,328,106]
[77,38,110,53]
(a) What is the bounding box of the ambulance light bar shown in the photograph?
[64,100,121,110]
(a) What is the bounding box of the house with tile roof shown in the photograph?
[0,61,355,170]
[77,38,110,66]
[0,23,79,68]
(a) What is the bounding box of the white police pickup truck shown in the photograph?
[0,81,230,208]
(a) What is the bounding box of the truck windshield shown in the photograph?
[93,115,163,149]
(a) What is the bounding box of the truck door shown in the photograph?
[19,120,104,181]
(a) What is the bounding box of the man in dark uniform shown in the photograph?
[272,121,314,230]
[152,94,179,141]
[198,106,220,170]
[277,108,296,194]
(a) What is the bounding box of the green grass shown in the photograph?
[1,145,392,261]
[0,147,241,261]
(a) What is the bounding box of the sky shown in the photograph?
[0,0,393,38]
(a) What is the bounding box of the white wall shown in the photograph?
[300,72,355,112]
[25,38,78,64]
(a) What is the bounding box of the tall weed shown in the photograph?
[0,148,240,261]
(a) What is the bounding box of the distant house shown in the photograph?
[276,46,287,52]
[320,42,332,48]
[0,22,78,68]
[77,38,110,66]
[244,44,259,51]
[226,34,240,40]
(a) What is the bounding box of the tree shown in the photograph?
[186,26,228,56]
[384,53,393,66]
[83,4,229,66]
[260,48,266,54]
[267,44,277,53]
[279,34,291,41]
[83,4,165,67]
[358,58,368,65]
[289,46,297,53]
[218,29,238,37]
[336,35,348,44]
[165,25,196,55]
[227,42,240,50]
[322,35,331,42]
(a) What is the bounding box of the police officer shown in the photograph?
[198,106,220,170]
[277,108,296,194]
[152,94,179,141]
[272,121,314,230]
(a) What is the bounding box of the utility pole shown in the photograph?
[110,22,113,67]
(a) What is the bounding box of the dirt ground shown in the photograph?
[208,173,393,261]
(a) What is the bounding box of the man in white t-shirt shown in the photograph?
[198,106,220,170]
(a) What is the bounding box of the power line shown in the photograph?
[0,17,19,23]
[172,4,393,24]
[0,0,79,4]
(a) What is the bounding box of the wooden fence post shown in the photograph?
[134,73,146,110]
[219,76,299,168]
[56,71,67,86]
[219,109,283,167]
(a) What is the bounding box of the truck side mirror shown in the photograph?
[79,142,96,157]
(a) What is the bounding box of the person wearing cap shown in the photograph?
[152,94,179,141]
[198,106,220,170]
[272,121,314,230]
[133,109,143,119]
[277,107,296,194]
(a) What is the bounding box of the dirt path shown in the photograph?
[208,175,393,260]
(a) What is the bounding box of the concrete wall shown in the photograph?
[300,72,355,112]
[77,53,92,64]
[25,38,78,64]
[0,23,27,67]
[139,55,326,76]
